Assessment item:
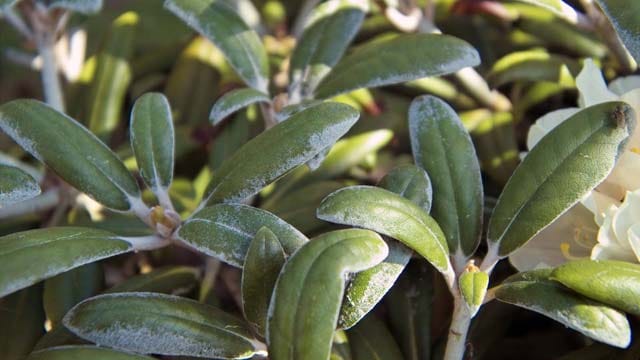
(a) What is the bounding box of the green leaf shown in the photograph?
[28,346,154,360]
[596,0,640,63]
[165,0,270,92]
[87,12,138,139]
[512,0,576,20]
[458,270,489,317]
[317,186,452,276]
[43,0,103,13]
[488,50,578,87]
[378,164,432,213]
[43,263,103,328]
[0,285,45,360]
[410,96,483,259]
[0,0,18,11]
[551,259,640,316]
[130,92,175,196]
[289,0,367,99]
[0,164,40,206]
[64,292,256,358]
[209,107,250,170]
[105,266,199,294]
[495,278,631,348]
[0,99,141,211]
[314,34,480,99]
[267,229,388,360]
[348,314,405,360]
[210,88,270,125]
[202,102,359,205]
[32,327,87,352]
[0,227,132,297]
[241,227,286,335]
[386,260,433,360]
[275,100,323,122]
[177,204,307,267]
[487,102,636,256]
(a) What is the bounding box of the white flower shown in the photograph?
[509,59,640,271]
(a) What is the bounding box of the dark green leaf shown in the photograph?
[495,278,630,348]
[241,227,286,335]
[202,102,359,205]
[487,102,636,256]
[210,88,270,125]
[0,164,40,206]
[267,229,388,360]
[410,96,483,258]
[178,204,307,267]
[596,0,640,63]
[0,285,45,360]
[165,0,270,92]
[28,346,154,360]
[551,259,640,316]
[314,34,480,99]
[317,186,452,276]
[0,227,131,297]
[0,100,141,211]
[130,92,175,195]
[105,266,199,294]
[348,314,405,360]
[378,164,432,213]
[64,292,256,358]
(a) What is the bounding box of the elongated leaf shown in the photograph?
[32,327,87,351]
[165,0,270,92]
[410,96,483,258]
[348,315,405,360]
[242,227,286,335]
[289,0,367,99]
[488,102,636,256]
[210,88,270,125]
[387,260,433,360]
[0,227,132,297]
[0,164,40,206]
[130,92,175,195]
[87,12,138,139]
[551,260,640,316]
[28,346,154,360]
[64,292,256,358]
[488,50,578,87]
[0,285,45,360]
[596,0,640,63]
[458,270,489,317]
[267,229,388,360]
[202,102,359,205]
[44,0,103,13]
[0,100,141,211]
[513,0,578,21]
[105,266,199,294]
[337,166,428,329]
[317,186,451,275]
[44,263,103,328]
[178,204,307,267]
[314,34,480,99]
[495,278,631,348]
[378,164,432,213]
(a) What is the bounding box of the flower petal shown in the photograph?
[620,88,640,150]
[509,203,596,271]
[604,151,640,199]
[526,108,579,150]
[576,59,617,107]
[612,191,640,246]
[627,223,640,262]
[609,75,640,96]
[581,190,621,226]
[591,205,637,262]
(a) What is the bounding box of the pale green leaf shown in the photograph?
[0,227,131,297]
[458,270,489,317]
[314,34,480,99]
[0,164,40,206]
[0,99,141,211]
[488,102,636,256]
[267,229,388,360]
[64,292,256,358]
[409,95,483,258]
[165,0,270,92]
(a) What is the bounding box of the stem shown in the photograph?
[443,294,472,360]
[0,189,60,219]
[36,29,65,112]
[260,102,278,129]
[3,8,33,38]
[122,235,171,251]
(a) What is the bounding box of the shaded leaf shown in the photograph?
[314,34,480,99]
[210,88,270,125]
[28,346,154,360]
[0,285,45,360]
[487,102,636,256]
[105,266,199,294]
[178,204,307,267]
[348,314,405,360]
[596,0,640,63]
[0,99,141,211]
[409,95,483,258]
[64,292,256,359]
[0,227,131,297]
[0,164,40,206]
[165,0,270,92]
[267,229,388,360]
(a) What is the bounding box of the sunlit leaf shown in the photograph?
[210,88,270,125]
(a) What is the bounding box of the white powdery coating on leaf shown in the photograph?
[0,183,40,206]
[0,116,43,162]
